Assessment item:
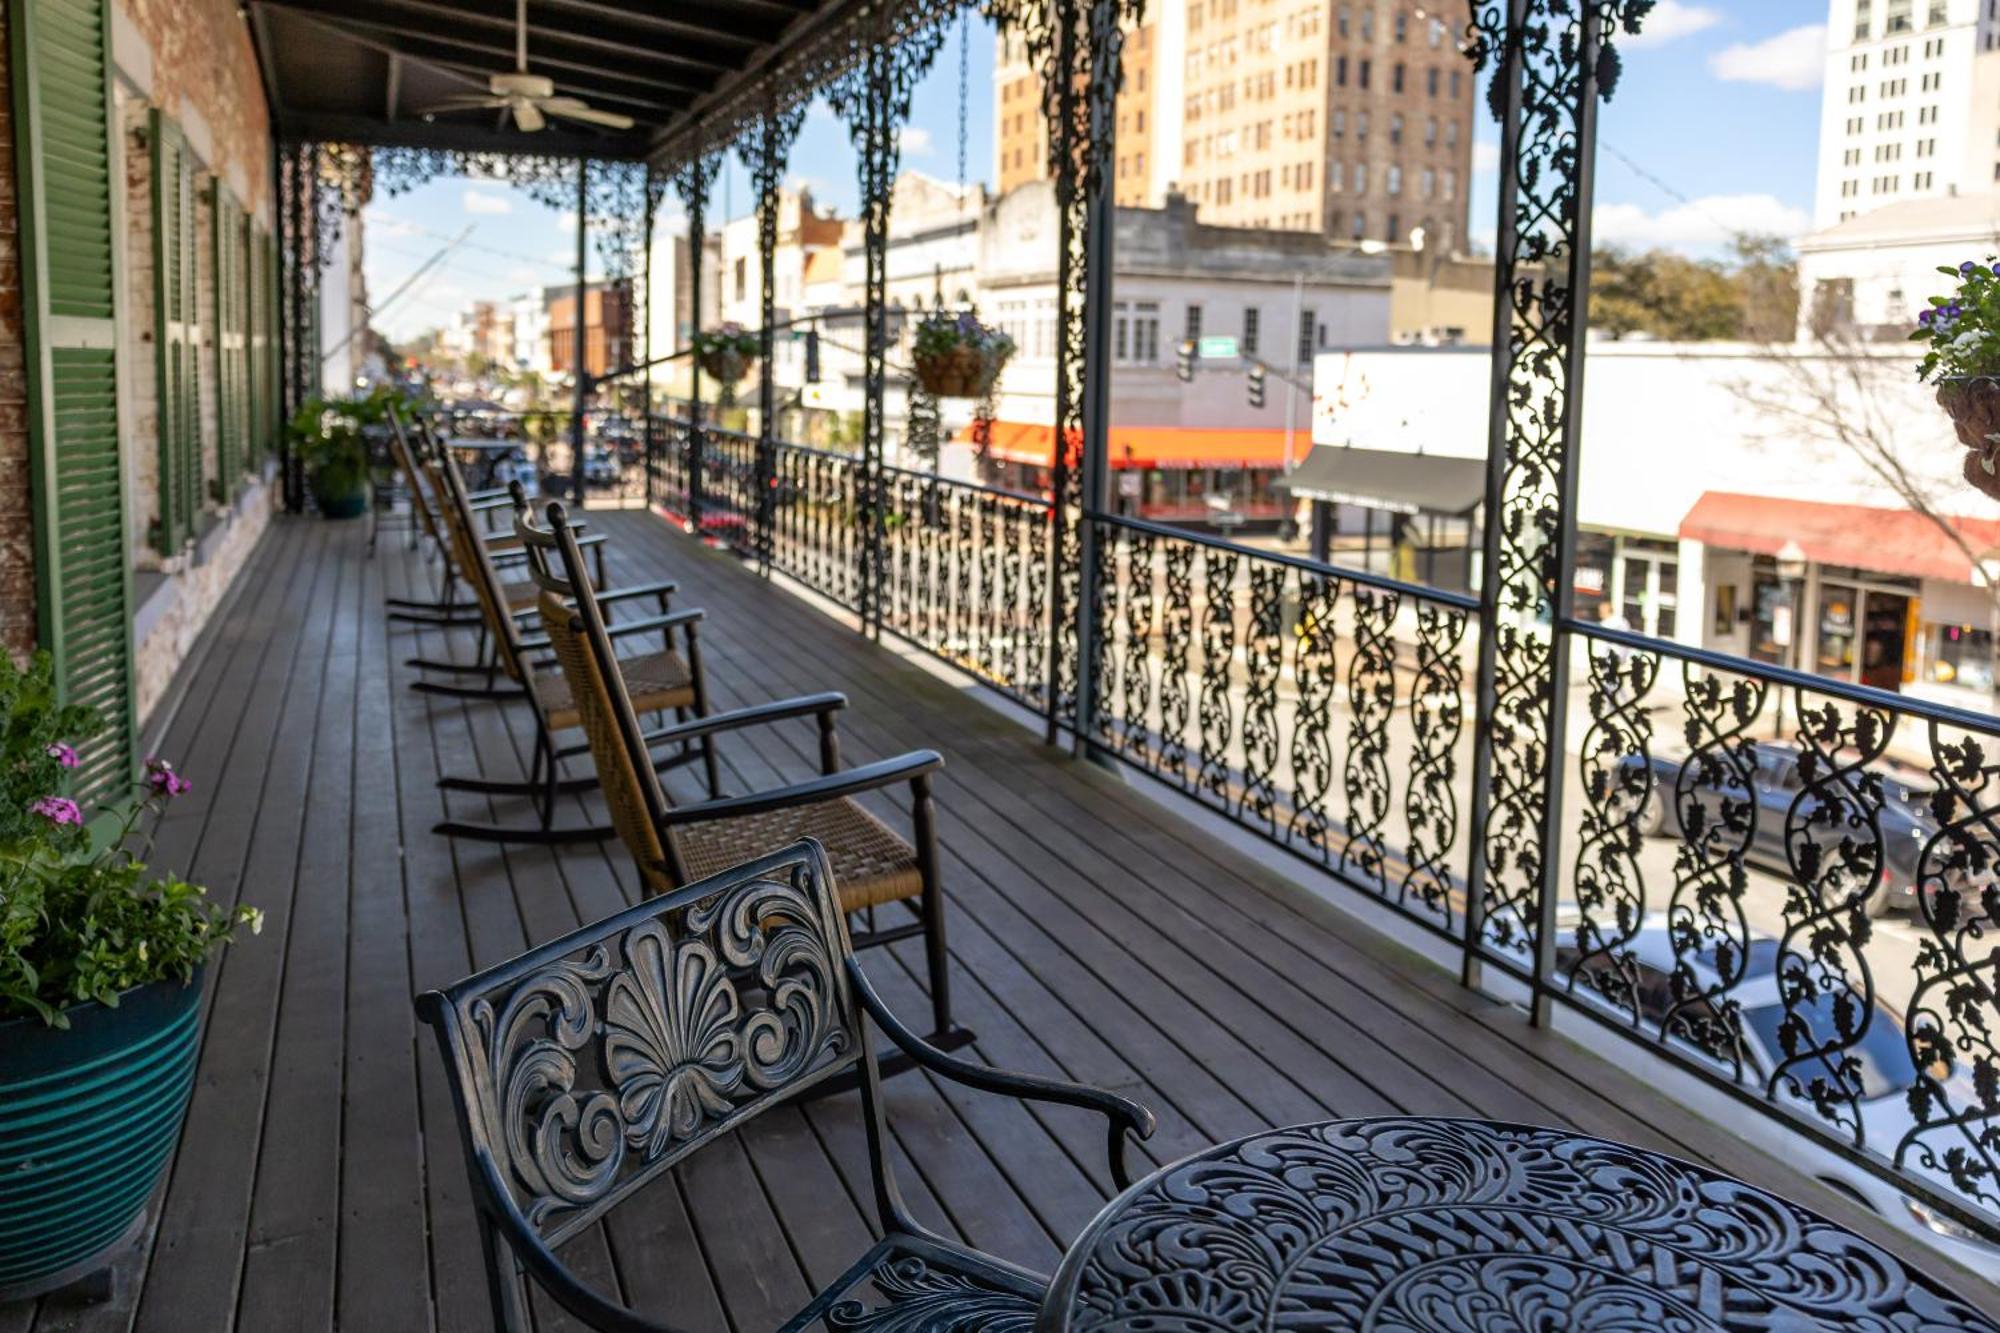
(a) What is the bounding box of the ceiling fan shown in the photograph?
[416,0,635,133]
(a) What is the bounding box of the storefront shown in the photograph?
[1682,491,2000,706]
[1573,532,1681,640]
[963,421,1298,530]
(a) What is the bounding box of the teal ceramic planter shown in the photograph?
[0,974,203,1299]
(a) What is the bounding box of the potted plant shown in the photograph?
[911,310,1015,399]
[288,386,411,519]
[0,652,260,1301]
[691,323,759,388]
[1914,258,2000,501]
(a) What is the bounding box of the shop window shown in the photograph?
[1925,623,1995,691]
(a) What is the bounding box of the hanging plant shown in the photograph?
[691,323,759,390]
[1914,258,2000,500]
[912,310,1015,400]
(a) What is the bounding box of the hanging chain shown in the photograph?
[957,12,970,222]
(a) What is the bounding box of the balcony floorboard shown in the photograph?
[10,509,1997,1332]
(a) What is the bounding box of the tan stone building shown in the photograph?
[995,0,1476,245]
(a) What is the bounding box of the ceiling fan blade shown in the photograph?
[511,98,546,132]
[541,99,635,130]
[414,96,510,115]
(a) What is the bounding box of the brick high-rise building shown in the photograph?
[994,0,1476,246]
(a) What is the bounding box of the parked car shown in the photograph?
[1622,741,1942,918]
[1557,915,1998,1267]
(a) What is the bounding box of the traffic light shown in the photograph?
[804,329,821,384]
[1176,339,1195,382]
[1247,363,1266,410]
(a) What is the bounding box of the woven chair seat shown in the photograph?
[537,648,695,731]
[669,798,921,911]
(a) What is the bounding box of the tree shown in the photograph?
[1592,247,1743,341]
[1589,235,1800,342]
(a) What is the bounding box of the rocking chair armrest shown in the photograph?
[595,578,677,609]
[487,526,597,552]
[638,692,847,751]
[604,608,704,642]
[465,493,514,511]
[846,959,1158,1189]
[656,750,940,825]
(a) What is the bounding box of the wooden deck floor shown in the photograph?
[8,509,1996,1332]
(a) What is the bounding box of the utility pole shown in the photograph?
[1284,272,1303,474]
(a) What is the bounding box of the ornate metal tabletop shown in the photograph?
[1038,1117,1999,1332]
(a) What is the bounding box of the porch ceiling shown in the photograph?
[248,0,830,159]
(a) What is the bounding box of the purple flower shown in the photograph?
[1989,263,2000,278]
[1920,309,1935,325]
[145,756,192,798]
[45,742,77,768]
[1963,261,1980,275]
[1948,303,1964,317]
[30,796,83,826]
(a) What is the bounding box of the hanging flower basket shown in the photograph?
[911,310,1014,401]
[691,324,758,386]
[1913,260,2000,500]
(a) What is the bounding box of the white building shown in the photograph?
[509,293,549,375]
[1813,0,2000,229]
[1310,341,2000,709]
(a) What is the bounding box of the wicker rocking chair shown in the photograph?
[515,496,973,1043]
[417,839,1154,1331]
[384,406,608,644]
[416,443,720,845]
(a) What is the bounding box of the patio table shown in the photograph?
[1038,1116,1998,1331]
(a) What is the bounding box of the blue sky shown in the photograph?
[365,1,1828,341]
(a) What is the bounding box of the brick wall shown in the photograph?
[0,0,32,666]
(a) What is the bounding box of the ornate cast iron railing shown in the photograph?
[1085,514,1478,940]
[1546,623,2000,1243]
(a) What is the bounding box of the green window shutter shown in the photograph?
[150,110,198,551]
[11,0,136,797]
[248,220,267,461]
[211,183,246,501]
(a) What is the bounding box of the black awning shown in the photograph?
[1275,446,1486,516]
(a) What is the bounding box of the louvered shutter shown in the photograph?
[249,220,272,460]
[12,0,136,797]
[151,110,198,550]
[212,183,247,500]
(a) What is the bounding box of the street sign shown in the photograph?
[1197,335,1239,360]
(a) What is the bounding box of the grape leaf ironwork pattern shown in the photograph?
[1051,1118,1997,1332]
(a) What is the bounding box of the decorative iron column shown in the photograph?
[570,158,590,508]
[1460,0,1649,1022]
[675,146,721,532]
[1070,0,1135,757]
[751,95,807,572]
[642,164,657,509]
[831,11,948,637]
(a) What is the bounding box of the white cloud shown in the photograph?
[461,188,512,216]
[1593,192,1809,252]
[899,126,934,157]
[1708,24,1825,92]
[557,211,578,233]
[1621,1,1722,48]
[1472,141,1501,175]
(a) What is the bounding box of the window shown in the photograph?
[1449,69,1461,98]
[1887,0,1912,31]
[1359,58,1371,89]
[1394,9,1407,40]
[1426,66,1439,96]
[1387,165,1402,194]
[1185,304,1203,343]
[1336,55,1348,86]
[1392,62,1405,92]
[1443,169,1457,200]
[1856,0,1872,38]
[1332,109,1346,138]
[1351,211,1366,240]
[1243,305,1261,355]
[1390,114,1403,144]
[1296,309,1315,367]
[1421,167,1436,198]
[734,257,747,301]
[1386,213,1400,242]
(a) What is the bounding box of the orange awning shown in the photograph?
[1679,491,2000,583]
[959,420,1299,470]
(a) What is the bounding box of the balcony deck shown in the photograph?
[8,508,1996,1333]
